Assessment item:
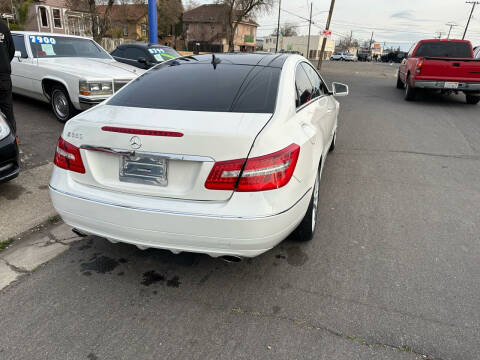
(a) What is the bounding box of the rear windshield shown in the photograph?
[415,42,472,58]
[108,61,281,113]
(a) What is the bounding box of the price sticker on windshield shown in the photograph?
[148,48,165,54]
[30,36,57,45]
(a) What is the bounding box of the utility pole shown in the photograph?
[275,0,281,53]
[306,2,312,60]
[463,1,480,39]
[317,0,336,70]
[446,22,458,39]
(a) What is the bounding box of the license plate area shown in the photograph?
[119,154,168,186]
[444,82,459,89]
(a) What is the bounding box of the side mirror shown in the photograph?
[138,57,147,64]
[332,82,349,97]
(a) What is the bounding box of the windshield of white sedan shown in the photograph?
[109,61,281,113]
[29,35,110,59]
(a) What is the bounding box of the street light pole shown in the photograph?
[317,0,336,70]
[275,0,281,53]
[463,1,480,40]
[148,0,158,44]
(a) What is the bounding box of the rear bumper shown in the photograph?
[49,176,311,258]
[413,80,480,92]
[0,134,19,183]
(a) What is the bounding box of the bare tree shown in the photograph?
[65,0,115,42]
[271,22,298,37]
[216,0,273,52]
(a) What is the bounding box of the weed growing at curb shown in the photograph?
[0,238,14,252]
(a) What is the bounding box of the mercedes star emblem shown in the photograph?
[129,136,142,150]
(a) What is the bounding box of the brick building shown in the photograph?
[96,4,148,41]
[20,0,91,36]
[183,4,257,53]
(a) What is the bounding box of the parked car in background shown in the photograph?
[397,39,480,104]
[0,112,19,183]
[49,53,349,260]
[381,51,407,63]
[10,32,144,122]
[111,43,180,70]
[343,53,358,62]
[330,53,343,61]
[474,46,480,59]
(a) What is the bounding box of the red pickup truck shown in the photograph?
[397,39,480,104]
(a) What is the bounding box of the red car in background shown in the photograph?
[397,39,480,104]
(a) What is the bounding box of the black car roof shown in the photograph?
[117,43,172,49]
[174,53,290,68]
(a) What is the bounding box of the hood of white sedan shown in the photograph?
[37,58,144,79]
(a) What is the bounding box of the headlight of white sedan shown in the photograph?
[0,115,11,141]
[79,80,113,96]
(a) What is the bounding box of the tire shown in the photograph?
[466,94,480,105]
[293,166,321,242]
[404,75,416,101]
[329,132,336,153]
[51,85,76,122]
[396,71,404,89]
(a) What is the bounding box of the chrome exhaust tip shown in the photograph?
[220,255,243,263]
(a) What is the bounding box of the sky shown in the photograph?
[192,0,480,50]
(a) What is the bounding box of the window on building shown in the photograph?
[52,9,62,28]
[235,26,238,35]
[39,7,49,27]
[123,25,128,37]
[210,24,215,32]
[141,23,147,37]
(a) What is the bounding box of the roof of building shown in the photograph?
[183,4,258,26]
[96,4,147,22]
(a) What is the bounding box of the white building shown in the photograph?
[263,35,335,60]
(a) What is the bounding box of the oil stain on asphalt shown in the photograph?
[0,183,25,200]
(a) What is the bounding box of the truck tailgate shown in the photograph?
[419,58,480,82]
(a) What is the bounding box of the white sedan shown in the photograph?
[49,53,348,260]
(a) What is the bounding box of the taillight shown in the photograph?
[54,137,85,174]
[205,144,300,192]
[416,60,424,74]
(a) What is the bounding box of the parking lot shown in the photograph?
[1,61,479,360]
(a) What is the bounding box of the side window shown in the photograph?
[124,47,147,60]
[301,62,326,98]
[12,35,28,58]
[295,65,313,108]
[111,48,124,57]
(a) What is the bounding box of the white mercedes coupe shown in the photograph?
[49,53,348,260]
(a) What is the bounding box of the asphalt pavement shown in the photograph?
[1,61,479,360]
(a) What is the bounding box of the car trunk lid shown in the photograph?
[65,105,272,201]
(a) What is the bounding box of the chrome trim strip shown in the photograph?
[80,145,215,162]
[49,184,311,220]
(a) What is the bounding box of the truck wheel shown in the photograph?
[466,94,480,105]
[51,85,76,123]
[396,71,404,89]
[404,75,416,101]
[293,166,321,242]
